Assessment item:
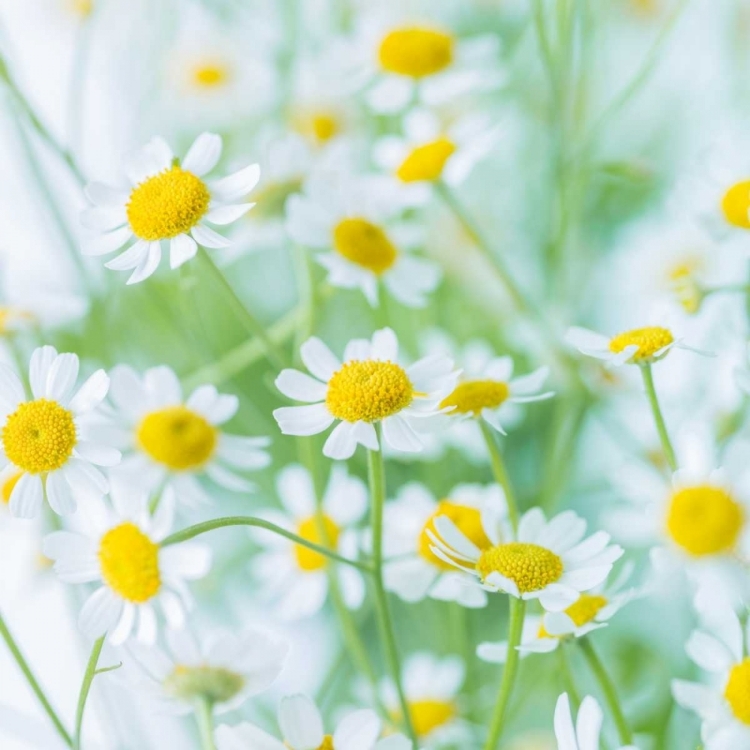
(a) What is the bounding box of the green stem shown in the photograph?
[483,598,526,750]
[639,364,677,472]
[194,697,216,750]
[74,636,105,750]
[0,610,73,748]
[479,421,520,532]
[558,643,581,711]
[367,440,418,747]
[580,638,633,746]
[160,515,372,573]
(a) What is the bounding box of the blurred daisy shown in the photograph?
[249,464,366,620]
[104,364,270,507]
[43,486,210,644]
[383,482,506,608]
[0,345,118,518]
[273,328,458,459]
[286,171,440,307]
[216,694,411,750]
[429,507,623,611]
[554,693,638,750]
[81,133,260,283]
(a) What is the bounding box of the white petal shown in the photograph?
[211,164,261,201]
[300,338,340,381]
[553,693,577,750]
[323,421,360,460]
[191,224,232,249]
[205,204,253,226]
[81,225,133,256]
[46,470,77,515]
[169,234,198,269]
[29,346,57,400]
[9,473,44,519]
[382,415,422,453]
[104,241,149,271]
[79,588,122,639]
[182,132,222,176]
[278,695,325,750]
[276,370,327,402]
[46,353,79,402]
[274,404,334,437]
[334,710,381,750]
[69,370,110,413]
[127,242,162,285]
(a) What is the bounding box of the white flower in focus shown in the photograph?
[554,693,638,750]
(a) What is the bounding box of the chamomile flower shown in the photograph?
[383,482,506,608]
[249,464,366,620]
[123,626,288,714]
[0,345,118,518]
[429,507,623,611]
[81,133,260,284]
[103,364,270,507]
[554,693,638,750]
[286,171,441,307]
[273,328,458,459]
[216,694,411,750]
[43,486,211,644]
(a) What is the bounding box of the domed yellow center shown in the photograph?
[2,399,77,474]
[127,165,211,241]
[666,485,744,556]
[98,522,161,603]
[137,406,218,471]
[721,180,750,229]
[164,664,245,704]
[440,379,509,416]
[419,500,492,569]
[608,326,674,362]
[192,62,231,89]
[332,218,398,274]
[295,515,341,571]
[477,542,563,593]
[538,594,608,639]
[378,28,454,78]
[325,360,414,422]
[397,139,456,183]
[725,659,750,725]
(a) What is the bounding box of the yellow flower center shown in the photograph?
[476,542,563,593]
[419,500,492,569]
[294,515,341,571]
[68,0,93,16]
[378,27,454,78]
[98,522,161,603]
[312,113,339,143]
[137,406,218,471]
[325,360,414,422]
[721,180,750,229]
[0,307,35,335]
[163,664,245,704]
[397,139,456,183]
[1,471,22,504]
[2,399,77,474]
[666,485,744,556]
[393,700,456,739]
[332,218,398,274]
[725,659,750,725]
[314,737,334,750]
[439,379,509,416]
[608,326,674,362]
[127,165,211,241]
[192,62,231,89]
[539,594,609,638]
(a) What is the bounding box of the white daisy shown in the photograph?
[554,693,638,750]
[102,364,270,507]
[273,327,458,459]
[81,132,260,284]
[428,507,623,612]
[42,484,211,644]
[249,463,366,621]
[0,345,119,518]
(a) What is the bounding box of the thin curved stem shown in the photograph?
[194,697,216,750]
[639,363,677,472]
[74,636,105,750]
[479,421,520,532]
[558,642,582,712]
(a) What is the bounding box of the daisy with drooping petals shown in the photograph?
[429,507,623,611]
[249,464,366,620]
[81,132,260,284]
[273,328,458,459]
[216,694,411,750]
[383,482,506,608]
[554,693,638,750]
[43,484,210,644]
[103,364,270,507]
[0,345,119,518]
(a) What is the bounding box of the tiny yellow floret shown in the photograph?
[477,542,563,593]
[440,380,509,416]
[608,326,674,362]
[333,218,398,274]
[725,658,750,725]
[397,139,456,183]
[98,522,161,603]
[722,180,750,229]
[295,515,341,571]
[378,28,454,78]
[419,500,492,569]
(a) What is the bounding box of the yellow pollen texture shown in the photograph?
[2,399,77,474]
[98,522,161,603]
[666,485,744,556]
[378,27,454,78]
[725,659,750,725]
[1,471,22,504]
[397,139,456,183]
[608,326,674,362]
[295,515,341,571]
[192,62,230,89]
[137,406,218,471]
[127,165,211,241]
[332,218,398,274]
[419,500,492,569]
[721,180,750,229]
[439,379,510,416]
[476,542,563,593]
[325,360,414,422]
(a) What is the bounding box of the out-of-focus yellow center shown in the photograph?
[378,27,454,78]
[68,0,94,17]
[0,307,35,335]
[164,664,245,704]
[332,218,398,274]
[477,542,563,593]
[1,471,21,504]
[725,659,750,725]
[98,522,161,603]
[314,737,334,750]
[666,485,744,556]
[440,379,509,416]
[538,594,608,639]
[397,139,456,183]
[393,700,456,739]
[419,500,492,569]
[294,515,341,571]
[608,326,674,362]
[192,61,231,89]
[667,257,704,315]
[721,180,750,229]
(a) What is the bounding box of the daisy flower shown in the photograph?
[273,327,458,459]
[286,171,441,307]
[103,364,270,507]
[554,693,638,750]
[249,463,366,620]
[429,507,623,612]
[215,694,411,750]
[81,132,260,284]
[0,345,119,518]
[123,626,288,714]
[383,482,506,608]
[42,485,211,644]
